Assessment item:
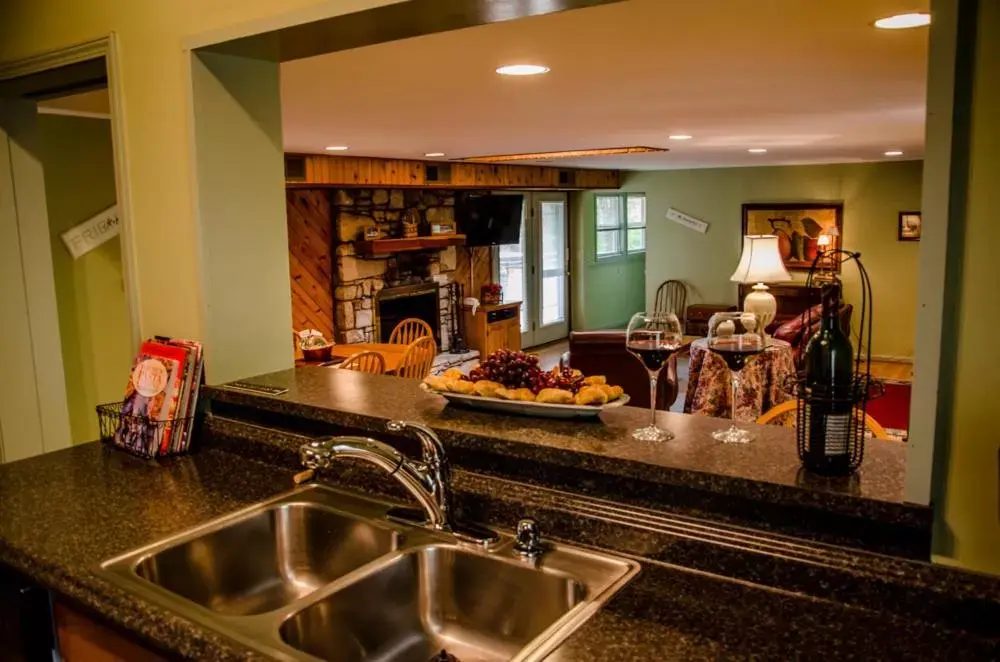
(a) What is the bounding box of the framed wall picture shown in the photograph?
[898,211,921,241]
[741,202,844,272]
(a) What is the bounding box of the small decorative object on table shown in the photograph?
[792,250,876,476]
[100,336,204,459]
[706,311,765,444]
[401,208,420,238]
[480,282,502,305]
[364,225,379,240]
[299,329,333,362]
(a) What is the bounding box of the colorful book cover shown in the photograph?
[116,340,187,454]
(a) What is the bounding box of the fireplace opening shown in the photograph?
[375,283,440,346]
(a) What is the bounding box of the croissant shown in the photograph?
[473,380,504,398]
[442,368,465,381]
[536,388,575,404]
[583,375,607,386]
[575,385,609,406]
[423,375,450,392]
[447,379,476,395]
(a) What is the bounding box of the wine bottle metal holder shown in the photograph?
[96,402,195,460]
[793,249,877,476]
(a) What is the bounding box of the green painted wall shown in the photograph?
[39,114,132,444]
[932,0,1000,576]
[571,190,646,330]
[623,161,923,358]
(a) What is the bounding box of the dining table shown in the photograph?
[327,342,407,373]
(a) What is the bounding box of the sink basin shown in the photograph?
[133,503,397,615]
[101,484,638,661]
[280,545,585,662]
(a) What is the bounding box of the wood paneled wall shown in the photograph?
[286,190,334,341]
[288,154,620,190]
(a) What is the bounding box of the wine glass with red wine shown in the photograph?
[626,312,683,441]
[706,311,765,443]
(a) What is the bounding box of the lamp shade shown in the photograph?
[730,235,792,283]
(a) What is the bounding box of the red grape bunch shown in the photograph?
[468,349,542,390]
[531,365,586,395]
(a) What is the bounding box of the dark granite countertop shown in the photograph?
[205,368,922,524]
[1,441,998,660]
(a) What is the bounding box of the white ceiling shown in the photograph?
[280,0,929,170]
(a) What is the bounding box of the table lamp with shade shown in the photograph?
[730,235,791,338]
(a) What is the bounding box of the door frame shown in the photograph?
[0,37,139,461]
[527,191,570,347]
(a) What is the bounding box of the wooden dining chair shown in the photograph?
[654,280,688,327]
[756,399,890,440]
[338,351,386,375]
[389,318,433,345]
[396,336,437,380]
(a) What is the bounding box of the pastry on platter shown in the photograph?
[447,379,476,395]
[442,368,465,381]
[582,375,607,386]
[575,385,609,406]
[599,384,625,401]
[536,388,575,405]
[473,380,504,398]
[497,387,535,402]
[423,375,450,392]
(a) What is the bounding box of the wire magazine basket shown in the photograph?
[96,402,195,460]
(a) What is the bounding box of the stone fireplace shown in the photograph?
[331,188,468,349]
[375,282,441,345]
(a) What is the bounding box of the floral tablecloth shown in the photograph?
[683,338,795,422]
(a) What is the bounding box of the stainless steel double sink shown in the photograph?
[101,484,639,661]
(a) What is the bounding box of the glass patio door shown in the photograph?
[531,193,569,346]
[496,193,569,348]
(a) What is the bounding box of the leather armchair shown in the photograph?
[564,330,680,410]
[772,302,853,368]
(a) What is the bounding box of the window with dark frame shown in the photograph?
[595,193,646,258]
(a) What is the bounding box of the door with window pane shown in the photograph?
[533,194,569,345]
[495,192,568,348]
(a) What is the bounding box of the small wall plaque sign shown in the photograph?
[61,205,119,259]
[666,207,709,233]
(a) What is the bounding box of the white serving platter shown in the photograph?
[420,383,630,420]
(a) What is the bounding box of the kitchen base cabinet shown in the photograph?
[55,600,165,662]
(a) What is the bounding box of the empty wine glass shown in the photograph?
[626,312,683,441]
[706,311,765,444]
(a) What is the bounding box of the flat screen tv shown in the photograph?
[457,194,523,246]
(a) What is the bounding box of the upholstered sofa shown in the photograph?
[563,330,680,410]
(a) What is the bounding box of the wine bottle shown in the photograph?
[802,281,856,474]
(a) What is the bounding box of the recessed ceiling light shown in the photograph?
[325,145,349,151]
[496,64,550,76]
[874,13,931,29]
[885,150,904,156]
[748,148,768,154]
[424,152,446,157]
[668,134,693,141]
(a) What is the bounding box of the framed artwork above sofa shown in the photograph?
[742,202,844,272]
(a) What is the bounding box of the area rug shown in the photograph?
[866,380,911,439]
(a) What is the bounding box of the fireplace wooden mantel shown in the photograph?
[355,234,466,257]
